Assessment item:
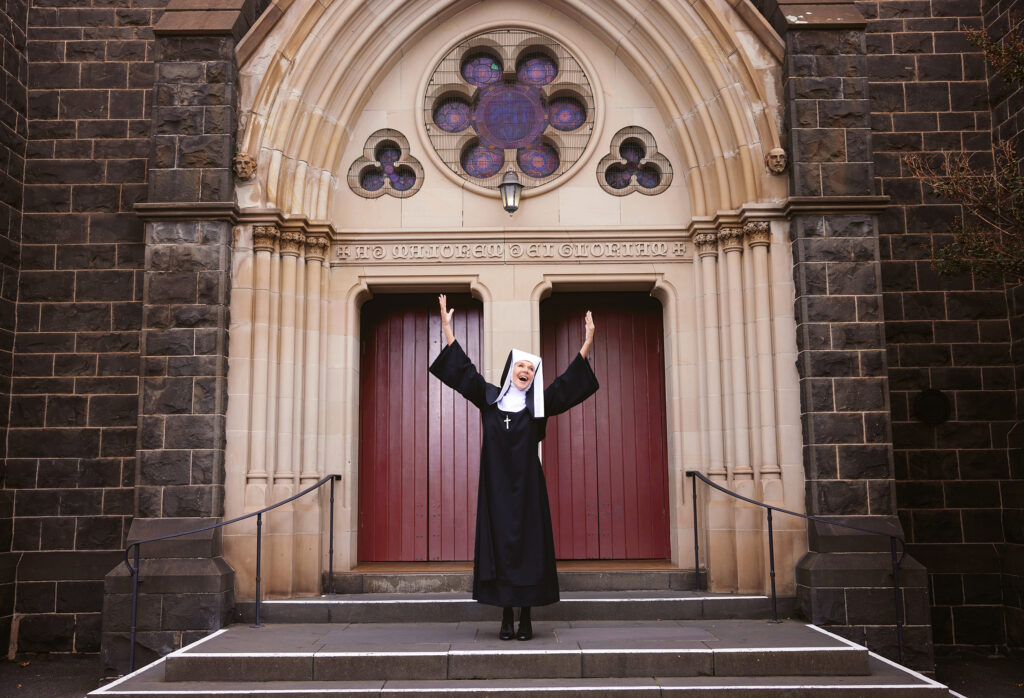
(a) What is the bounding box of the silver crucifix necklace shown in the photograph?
[504,415,511,430]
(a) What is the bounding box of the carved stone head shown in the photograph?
[765,147,787,175]
[233,153,257,181]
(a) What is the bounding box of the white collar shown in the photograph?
[497,384,527,412]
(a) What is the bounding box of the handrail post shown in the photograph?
[687,469,911,665]
[328,475,336,595]
[253,513,263,628]
[690,473,701,590]
[128,544,140,672]
[766,508,779,623]
[890,536,904,664]
[117,474,336,672]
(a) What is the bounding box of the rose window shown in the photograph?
[424,29,595,189]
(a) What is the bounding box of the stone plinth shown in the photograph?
[101,517,234,675]
[796,517,933,670]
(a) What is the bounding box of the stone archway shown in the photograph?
[222,0,805,600]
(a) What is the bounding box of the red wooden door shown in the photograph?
[358,294,483,561]
[541,293,670,559]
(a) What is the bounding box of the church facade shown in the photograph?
[0,0,1020,672]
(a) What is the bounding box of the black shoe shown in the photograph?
[499,619,515,640]
[515,617,533,641]
[499,608,515,640]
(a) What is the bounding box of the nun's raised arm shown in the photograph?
[439,294,456,346]
[579,310,595,358]
[543,352,599,417]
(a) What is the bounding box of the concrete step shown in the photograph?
[160,625,868,682]
[91,622,951,697]
[235,590,792,624]
[94,673,951,697]
[330,569,702,594]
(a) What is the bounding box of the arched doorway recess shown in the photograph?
[223,0,806,600]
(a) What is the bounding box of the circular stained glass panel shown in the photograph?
[392,166,417,191]
[461,54,502,86]
[517,143,559,178]
[360,166,385,192]
[461,143,505,179]
[548,97,585,131]
[376,143,401,166]
[517,55,557,86]
[604,164,631,190]
[636,165,661,189]
[433,100,471,133]
[425,29,595,188]
[475,85,548,148]
[621,140,645,164]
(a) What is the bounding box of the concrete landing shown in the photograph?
[90,619,951,697]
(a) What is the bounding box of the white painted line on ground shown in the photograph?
[171,628,230,654]
[264,595,768,604]
[92,683,944,696]
[643,687,940,692]
[89,688,660,695]
[364,688,659,694]
[87,658,168,696]
[178,652,319,658]
[804,624,867,651]
[805,623,948,690]
[90,690,382,695]
[315,651,447,657]
[88,628,229,695]
[578,648,712,654]
[152,645,861,658]
[866,648,947,689]
[448,649,581,655]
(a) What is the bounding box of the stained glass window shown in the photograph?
[347,129,424,199]
[596,127,673,197]
[424,29,595,189]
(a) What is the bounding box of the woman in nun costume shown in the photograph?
[429,294,598,641]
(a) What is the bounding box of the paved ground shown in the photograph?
[0,646,1020,697]
[0,654,108,698]
[933,651,1024,697]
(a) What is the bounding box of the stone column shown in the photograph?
[292,235,328,595]
[755,0,933,669]
[100,2,253,671]
[720,226,763,592]
[695,232,737,589]
[745,222,780,483]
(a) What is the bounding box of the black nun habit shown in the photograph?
[429,340,599,607]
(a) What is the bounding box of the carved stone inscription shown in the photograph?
[334,239,688,263]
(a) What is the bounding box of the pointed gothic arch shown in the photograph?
[235,0,785,220]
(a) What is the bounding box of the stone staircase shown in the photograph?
[90,570,952,697]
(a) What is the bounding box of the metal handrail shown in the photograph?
[122,473,341,672]
[685,470,906,664]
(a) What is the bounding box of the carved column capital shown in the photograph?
[744,221,771,247]
[694,232,719,257]
[252,225,279,252]
[718,226,744,252]
[279,230,306,257]
[304,235,329,262]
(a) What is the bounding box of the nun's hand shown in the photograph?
[438,294,456,346]
[580,311,595,358]
[438,294,455,324]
